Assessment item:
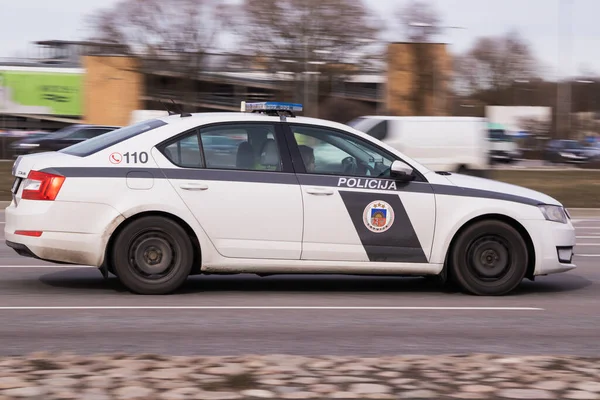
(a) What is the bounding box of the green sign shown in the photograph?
[0,68,83,116]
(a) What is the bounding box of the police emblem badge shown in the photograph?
[363,200,395,233]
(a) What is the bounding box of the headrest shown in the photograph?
[260,139,280,167]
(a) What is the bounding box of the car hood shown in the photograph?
[440,172,561,206]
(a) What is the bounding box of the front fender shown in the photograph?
[430,195,544,265]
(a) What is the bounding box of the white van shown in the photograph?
[129,110,170,125]
[347,116,490,176]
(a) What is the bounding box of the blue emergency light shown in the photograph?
[242,101,303,112]
[241,101,303,121]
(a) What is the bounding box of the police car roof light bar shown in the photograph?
[241,102,303,118]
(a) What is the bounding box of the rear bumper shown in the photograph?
[4,200,124,267]
[5,231,107,266]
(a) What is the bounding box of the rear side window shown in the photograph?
[163,131,204,168]
[60,119,167,157]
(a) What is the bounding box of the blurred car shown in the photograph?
[10,124,119,157]
[583,143,600,160]
[543,139,590,164]
[6,102,575,297]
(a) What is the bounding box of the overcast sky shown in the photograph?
[0,0,596,79]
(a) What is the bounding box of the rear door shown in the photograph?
[153,121,304,260]
[283,123,437,263]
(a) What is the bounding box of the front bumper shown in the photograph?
[559,153,589,163]
[490,150,520,162]
[524,219,577,276]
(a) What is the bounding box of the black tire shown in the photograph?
[449,220,528,296]
[112,216,194,295]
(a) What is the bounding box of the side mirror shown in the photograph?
[390,160,414,181]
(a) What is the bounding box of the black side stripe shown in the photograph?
[40,167,543,206]
[339,191,428,263]
[431,185,543,206]
[42,167,299,185]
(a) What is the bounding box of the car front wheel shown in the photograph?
[112,216,194,295]
[449,220,528,296]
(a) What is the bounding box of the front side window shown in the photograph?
[291,125,397,178]
[199,124,283,171]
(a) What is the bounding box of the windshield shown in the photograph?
[563,140,582,149]
[60,119,167,157]
[489,129,512,142]
[44,125,81,139]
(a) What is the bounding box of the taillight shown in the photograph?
[14,230,43,237]
[21,170,65,201]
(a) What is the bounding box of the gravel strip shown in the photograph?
[0,353,599,399]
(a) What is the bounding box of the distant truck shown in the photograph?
[488,123,521,164]
[347,116,490,176]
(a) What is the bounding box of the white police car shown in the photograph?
[4,102,576,295]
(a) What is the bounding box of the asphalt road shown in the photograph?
[0,211,599,357]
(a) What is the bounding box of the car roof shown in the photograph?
[154,112,361,133]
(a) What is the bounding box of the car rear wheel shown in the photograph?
[449,220,528,296]
[112,216,194,295]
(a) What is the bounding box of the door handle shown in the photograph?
[180,183,209,191]
[305,187,334,196]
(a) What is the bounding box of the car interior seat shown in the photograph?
[236,141,255,169]
[259,139,280,170]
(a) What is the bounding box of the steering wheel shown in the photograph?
[341,156,357,175]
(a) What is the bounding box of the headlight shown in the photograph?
[538,205,568,224]
[18,143,39,148]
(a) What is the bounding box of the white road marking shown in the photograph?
[577,236,600,239]
[0,265,92,268]
[575,254,600,257]
[0,306,544,311]
[575,243,600,246]
[573,220,600,224]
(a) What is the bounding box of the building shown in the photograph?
[385,42,452,116]
[0,40,453,130]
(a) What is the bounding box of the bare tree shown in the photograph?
[225,0,383,113]
[87,0,228,68]
[454,30,539,96]
[397,0,442,42]
[227,0,381,71]
[86,0,230,111]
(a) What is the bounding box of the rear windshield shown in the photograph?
[60,119,167,157]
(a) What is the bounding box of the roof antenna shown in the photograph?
[159,100,177,115]
[171,99,192,118]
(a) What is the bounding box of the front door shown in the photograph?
[155,122,303,260]
[285,123,436,263]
